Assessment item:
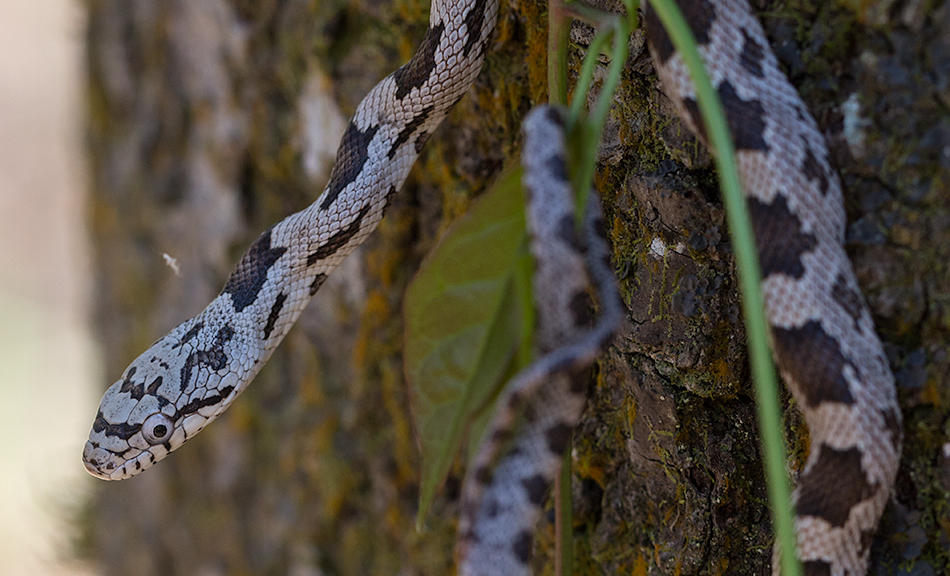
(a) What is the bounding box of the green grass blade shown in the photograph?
[643,1,802,575]
[567,30,612,126]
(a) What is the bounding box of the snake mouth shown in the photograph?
[82,456,106,479]
[83,437,168,480]
[82,441,127,481]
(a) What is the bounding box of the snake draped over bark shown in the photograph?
[83,0,903,574]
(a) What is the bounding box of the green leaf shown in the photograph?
[461,243,535,467]
[404,167,531,527]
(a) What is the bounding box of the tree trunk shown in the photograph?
[80,0,950,574]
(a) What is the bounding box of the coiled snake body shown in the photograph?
[84,0,902,574]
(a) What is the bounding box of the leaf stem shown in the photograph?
[548,0,569,105]
[555,443,573,576]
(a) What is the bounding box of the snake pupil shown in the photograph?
[153,425,167,437]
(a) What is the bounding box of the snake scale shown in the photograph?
[83,0,903,574]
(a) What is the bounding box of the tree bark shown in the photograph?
[80,0,950,574]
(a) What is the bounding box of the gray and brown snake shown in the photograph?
[83,1,902,574]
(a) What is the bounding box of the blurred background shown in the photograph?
[0,0,98,574]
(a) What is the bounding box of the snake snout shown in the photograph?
[82,457,101,477]
[82,441,121,480]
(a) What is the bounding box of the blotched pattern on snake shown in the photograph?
[83,1,902,574]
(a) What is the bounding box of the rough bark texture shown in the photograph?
[79,0,950,574]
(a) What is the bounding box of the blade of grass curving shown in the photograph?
[571,13,629,225]
[566,0,637,127]
[567,8,630,229]
[588,16,629,141]
[643,1,802,575]
[567,29,612,126]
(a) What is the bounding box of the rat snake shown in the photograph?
[83,0,902,574]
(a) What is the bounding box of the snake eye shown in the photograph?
[141,413,175,445]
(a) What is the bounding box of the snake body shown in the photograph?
[84,0,902,574]
[457,106,623,576]
[644,2,901,573]
[83,0,498,478]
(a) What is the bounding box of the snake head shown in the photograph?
[83,315,249,480]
